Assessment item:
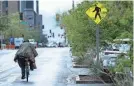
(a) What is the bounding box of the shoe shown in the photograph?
[30,68,34,71]
[21,76,25,79]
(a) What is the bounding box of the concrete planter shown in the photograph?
[72,62,88,68]
[76,75,103,84]
[76,75,113,84]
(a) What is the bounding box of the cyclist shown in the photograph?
[14,40,38,79]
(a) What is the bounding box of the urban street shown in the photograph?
[0,0,133,86]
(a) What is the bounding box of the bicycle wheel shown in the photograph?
[25,58,30,82]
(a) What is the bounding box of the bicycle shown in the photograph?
[25,58,30,82]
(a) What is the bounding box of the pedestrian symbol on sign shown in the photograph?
[93,4,101,20]
[86,2,107,24]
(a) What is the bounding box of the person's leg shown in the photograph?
[29,60,34,71]
[21,67,25,79]
[18,58,25,79]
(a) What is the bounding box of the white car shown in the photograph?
[28,39,37,48]
[47,43,57,47]
[38,43,43,47]
[14,37,24,49]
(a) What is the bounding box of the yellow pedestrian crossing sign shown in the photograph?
[86,2,107,24]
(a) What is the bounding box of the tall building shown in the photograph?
[0,1,2,16]
[20,0,40,28]
[36,0,39,14]
[0,1,20,15]
[8,1,20,14]
[20,0,34,12]
[38,15,43,41]
[0,0,43,42]
[1,1,8,15]
[21,0,43,42]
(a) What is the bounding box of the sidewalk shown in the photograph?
[61,50,112,86]
[0,49,14,56]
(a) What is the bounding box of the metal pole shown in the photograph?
[96,25,100,67]
[0,31,3,49]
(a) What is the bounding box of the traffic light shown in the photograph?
[53,33,54,38]
[42,25,44,29]
[19,12,23,20]
[58,34,60,37]
[49,30,51,33]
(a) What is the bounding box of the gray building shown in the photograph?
[21,0,43,41]
[23,9,36,28]
[20,0,34,13]
[0,0,43,41]
[0,0,41,29]
[20,0,40,28]
[36,0,39,14]
[8,1,19,14]
[38,14,43,41]
[1,1,8,15]
[0,1,19,15]
[0,1,2,16]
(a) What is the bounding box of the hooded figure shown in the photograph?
[14,40,38,79]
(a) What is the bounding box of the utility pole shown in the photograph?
[72,0,74,10]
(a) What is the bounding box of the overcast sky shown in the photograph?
[39,0,83,43]
[39,0,83,30]
[39,0,83,16]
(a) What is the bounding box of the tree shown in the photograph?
[2,13,41,43]
[61,1,133,57]
[61,1,133,85]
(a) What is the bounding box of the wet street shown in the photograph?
[0,48,68,86]
[0,48,112,86]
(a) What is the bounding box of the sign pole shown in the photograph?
[86,2,107,71]
[0,31,3,49]
[96,25,100,68]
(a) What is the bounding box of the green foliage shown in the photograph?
[61,1,96,57]
[1,13,41,43]
[0,15,9,31]
[61,1,133,85]
[61,1,133,58]
[114,58,131,72]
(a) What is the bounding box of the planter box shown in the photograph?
[73,62,88,68]
[76,75,113,84]
[100,74,113,83]
[76,75,103,84]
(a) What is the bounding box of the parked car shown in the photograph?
[58,43,65,47]
[38,43,43,47]
[47,43,57,47]
[14,37,24,49]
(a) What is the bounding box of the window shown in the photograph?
[26,15,33,20]
[26,1,33,9]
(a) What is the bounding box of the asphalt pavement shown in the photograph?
[0,48,112,86]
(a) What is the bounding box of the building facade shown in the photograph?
[8,1,19,14]
[0,0,44,42]
[0,1,2,16]
[23,9,36,28]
